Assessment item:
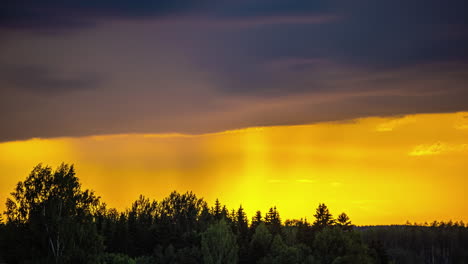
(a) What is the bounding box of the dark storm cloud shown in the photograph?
[1,0,467,33]
[0,0,467,142]
[0,0,323,31]
[209,0,331,18]
[1,65,102,94]
[0,0,332,25]
[0,0,207,31]
[199,0,468,96]
[325,0,468,68]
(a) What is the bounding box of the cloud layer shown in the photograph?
[0,0,467,141]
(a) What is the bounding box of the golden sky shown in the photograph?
[1,112,467,225]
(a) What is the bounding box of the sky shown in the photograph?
[0,1,467,224]
[1,112,467,225]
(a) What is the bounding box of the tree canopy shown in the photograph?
[1,163,467,264]
[4,163,103,263]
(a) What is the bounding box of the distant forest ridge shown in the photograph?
[1,163,467,264]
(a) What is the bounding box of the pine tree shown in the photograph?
[251,211,263,231]
[336,212,352,231]
[265,207,282,234]
[313,203,334,228]
[213,199,222,220]
[235,206,249,240]
[236,206,249,233]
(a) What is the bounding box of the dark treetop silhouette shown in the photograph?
[0,164,467,264]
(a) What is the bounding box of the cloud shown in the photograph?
[0,1,468,142]
[0,0,334,32]
[213,57,468,98]
[0,65,102,94]
[2,0,468,71]
[189,15,339,28]
[215,0,468,72]
[376,116,416,132]
[0,0,206,31]
[409,142,468,156]
[1,57,468,142]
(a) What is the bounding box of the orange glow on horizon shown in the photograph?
[1,112,467,225]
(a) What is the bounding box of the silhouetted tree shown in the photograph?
[235,206,249,237]
[199,203,213,230]
[4,163,103,263]
[314,227,372,264]
[212,199,222,220]
[258,234,316,264]
[155,191,206,248]
[3,162,467,264]
[126,195,158,256]
[336,212,352,231]
[313,203,334,229]
[360,223,468,264]
[265,206,282,235]
[201,219,238,264]
[367,240,389,264]
[249,223,272,262]
[235,205,250,263]
[251,210,263,232]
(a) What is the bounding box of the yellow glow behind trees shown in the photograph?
[0,112,467,225]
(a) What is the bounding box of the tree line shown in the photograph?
[0,164,466,264]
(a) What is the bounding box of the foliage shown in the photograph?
[336,212,352,231]
[100,253,136,264]
[1,163,467,264]
[201,219,238,264]
[313,227,372,264]
[264,206,282,235]
[313,203,334,228]
[3,163,103,263]
[360,223,468,264]
[249,223,273,262]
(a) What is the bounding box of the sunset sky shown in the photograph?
[1,1,467,224]
[1,112,467,225]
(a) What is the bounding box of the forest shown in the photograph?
[0,164,466,264]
